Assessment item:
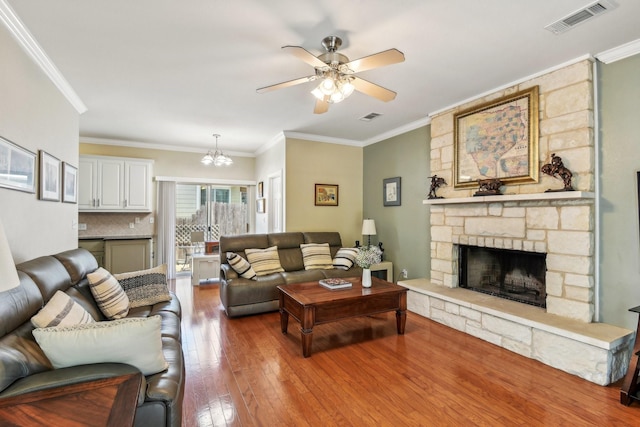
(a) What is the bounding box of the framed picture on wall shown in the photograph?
[39,150,60,201]
[257,198,266,213]
[62,162,78,203]
[315,184,338,206]
[383,177,401,206]
[258,181,264,198]
[0,136,36,193]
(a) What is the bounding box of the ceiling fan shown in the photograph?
[257,36,405,114]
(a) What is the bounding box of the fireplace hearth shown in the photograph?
[459,245,546,308]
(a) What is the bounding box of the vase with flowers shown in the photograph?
[355,245,382,288]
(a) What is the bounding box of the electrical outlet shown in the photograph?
[149,217,154,224]
[135,217,141,224]
[78,223,87,231]
[129,223,135,229]
[401,269,408,279]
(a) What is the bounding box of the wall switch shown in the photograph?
[149,217,154,224]
[135,217,141,224]
[129,223,135,229]
[401,269,408,279]
[78,223,87,231]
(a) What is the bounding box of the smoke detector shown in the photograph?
[545,0,617,35]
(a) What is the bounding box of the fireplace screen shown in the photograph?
[459,245,546,308]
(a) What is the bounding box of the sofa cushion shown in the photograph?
[245,246,284,276]
[226,252,257,280]
[300,243,334,270]
[87,268,130,319]
[32,316,168,376]
[333,247,359,270]
[31,290,95,328]
[115,264,171,308]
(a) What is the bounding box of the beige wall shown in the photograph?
[0,25,80,263]
[285,138,363,246]
[363,126,431,282]
[598,54,640,329]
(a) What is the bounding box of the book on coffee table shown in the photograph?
[319,278,352,290]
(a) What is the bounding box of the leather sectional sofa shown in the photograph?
[219,231,362,317]
[0,248,184,427]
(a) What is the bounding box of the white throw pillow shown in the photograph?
[226,252,257,280]
[87,267,130,319]
[333,247,359,270]
[31,290,95,328]
[115,264,171,308]
[245,246,285,276]
[300,243,334,270]
[33,315,168,376]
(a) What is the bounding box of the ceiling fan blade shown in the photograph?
[313,97,329,114]
[282,45,328,69]
[343,48,405,73]
[351,77,397,102]
[256,75,316,94]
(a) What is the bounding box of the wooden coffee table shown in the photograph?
[277,276,407,357]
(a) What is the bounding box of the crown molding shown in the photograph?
[0,0,87,114]
[81,136,254,157]
[596,38,640,64]
[362,116,431,146]
[283,131,362,147]
[253,132,286,156]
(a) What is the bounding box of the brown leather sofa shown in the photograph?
[219,231,362,317]
[0,248,184,427]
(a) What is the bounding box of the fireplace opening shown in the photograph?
[458,245,547,308]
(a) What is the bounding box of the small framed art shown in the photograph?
[315,184,338,206]
[0,136,36,193]
[39,150,61,201]
[383,177,401,206]
[258,181,264,198]
[62,162,78,203]
[257,198,266,213]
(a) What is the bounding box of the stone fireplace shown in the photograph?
[397,59,634,386]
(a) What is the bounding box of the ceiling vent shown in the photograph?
[545,0,617,34]
[359,112,382,122]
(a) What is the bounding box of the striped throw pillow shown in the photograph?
[245,246,284,276]
[333,247,359,270]
[31,290,95,328]
[226,252,257,280]
[300,243,334,270]
[87,267,130,319]
[115,264,171,308]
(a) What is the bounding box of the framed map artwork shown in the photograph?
[453,86,539,188]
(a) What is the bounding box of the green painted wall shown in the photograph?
[363,126,430,282]
[598,54,640,329]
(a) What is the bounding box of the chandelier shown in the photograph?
[310,71,355,104]
[201,134,233,166]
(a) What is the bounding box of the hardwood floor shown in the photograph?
[172,277,640,426]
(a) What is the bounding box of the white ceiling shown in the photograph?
[5,0,640,156]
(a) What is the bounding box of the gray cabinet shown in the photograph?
[104,239,151,274]
[78,239,105,268]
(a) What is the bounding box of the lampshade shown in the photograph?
[201,134,233,167]
[0,218,20,292]
[362,219,377,236]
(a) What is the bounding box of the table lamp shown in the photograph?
[0,218,20,292]
[362,219,377,247]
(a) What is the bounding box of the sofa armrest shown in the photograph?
[220,263,238,282]
[0,363,146,406]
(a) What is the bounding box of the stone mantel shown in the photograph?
[423,191,595,206]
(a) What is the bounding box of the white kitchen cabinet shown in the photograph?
[79,155,152,212]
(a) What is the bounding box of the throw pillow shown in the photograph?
[33,315,168,376]
[300,243,334,270]
[31,290,95,328]
[115,264,171,308]
[333,247,359,270]
[87,267,130,320]
[226,252,257,280]
[245,246,284,276]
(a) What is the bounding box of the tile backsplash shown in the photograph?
[78,212,156,238]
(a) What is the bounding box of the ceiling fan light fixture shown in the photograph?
[319,77,336,95]
[311,86,324,101]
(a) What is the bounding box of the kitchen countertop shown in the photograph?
[79,235,153,241]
